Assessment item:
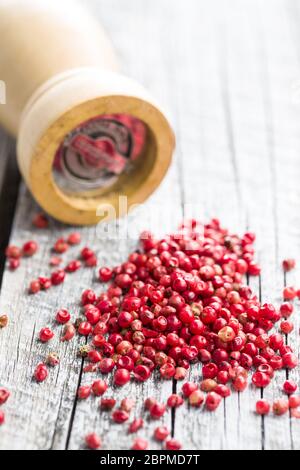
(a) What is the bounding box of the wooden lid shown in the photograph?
[17,68,175,225]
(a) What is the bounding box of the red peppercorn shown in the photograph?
[205,391,222,411]
[0,315,8,328]
[167,394,184,408]
[34,363,48,382]
[154,425,170,441]
[200,379,217,392]
[149,402,166,419]
[252,371,270,388]
[39,327,54,342]
[273,399,289,416]
[88,350,102,363]
[81,247,95,260]
[202,363,218,379]
[29,280,41,294]
[282,259,296,272]
[84,306,100,325]
[112,409,129,423]
[56,309,71,324]
[38,276,52,290]
[46,352,59,367]
[78,321,92,336]
[182,382,198,397]
[189,390,205,407]
[279,302,293,318]
[288,395,300,409]
[81,289,96,305]
[144,397,157,410]
[131,438,148,450]
[174,366,187,380]
[51,269,65,285]
[214,384,231,397]
[134,364,151,382]
[85,254,97,267]
[0,410,4,425]
[283,380,297,395]
[283,286,296,300]
[32,213,49,229]
[53,238,68,254]
[99,267,113,282]
[8,258,20,270]
[100,397,116,410]
[99,358,115,374]
[0,388,10,405]
[165,438,182,450]
[22,240,38,257]
[65,260,81,273]
[91,379,107,396]
[67,232,81,245]
[85,432,101,450]
[5,245,21,259]
[78,385,91,399]
[114,368,130,386]
[256,399,270,415]
[282,352,298,369]
[159,363,175,379]
[232,375,247,392]
[128,418,144,433]
[61,323,75,342]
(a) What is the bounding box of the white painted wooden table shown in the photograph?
[0,0,300,450]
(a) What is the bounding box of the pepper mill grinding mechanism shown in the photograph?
[0,0,175,225]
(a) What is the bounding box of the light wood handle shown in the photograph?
[0,0,175,225]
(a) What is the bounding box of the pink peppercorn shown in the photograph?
[100,397,116,410]
[182,382,198,397]
[205,392,222,411]
[131,438,148,450]
[5,245,21,259]
[128,418,144,433]
[39,327,54,343]
[288,395,300,409]
[189,390,205,407]
[67,232,81,245]
[256,399,270,415]
[56,309,71,324]
[120,398,135,412]
[149,402,166,419]
[165,438,182,450]
[112,409,129,423]
[283,380,298,395]
[22,240,38,257]
[167,394,184,408]
[154,426,170,441]
[61,323,75,342]
[34,363,48,382]
[99,267,113,282]
[114,368,130,386]
[282,259,296,272]
[29,280,41,294]
[283,286,296,300]
[78,321,92,336]
[91,380,107,396]
[85,432,101,450]
[78,385,91,399]
[0,388,10,405]
[273,399,289,416]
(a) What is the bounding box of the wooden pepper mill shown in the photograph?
[0,0,175,225]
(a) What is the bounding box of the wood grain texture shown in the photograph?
[1,0,300,450]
